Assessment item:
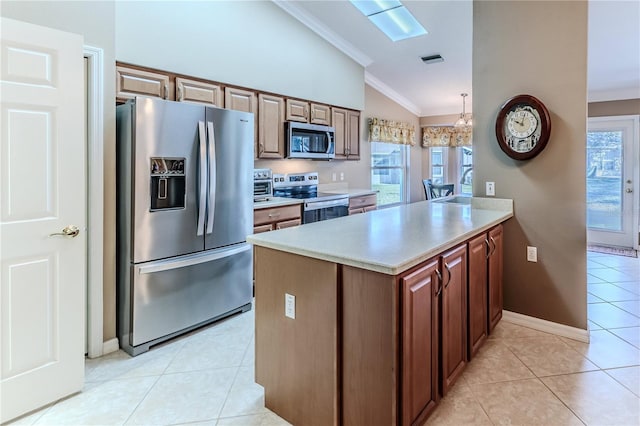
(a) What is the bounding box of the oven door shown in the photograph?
[303,198,349,224]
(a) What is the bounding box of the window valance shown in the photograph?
[368,117,416,146]
[422,126,472,147]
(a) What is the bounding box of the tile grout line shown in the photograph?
[120,374,163,426]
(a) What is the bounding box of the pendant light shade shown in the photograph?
[453,93,472,130]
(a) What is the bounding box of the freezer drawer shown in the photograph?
[124,244,252,354]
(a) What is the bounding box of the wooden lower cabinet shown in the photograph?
[253,204,301,234]
[401,259,439,426]
[440,244,468,396]
[488,224,504,332]
[467,234,488,359]
[348,193,377,215]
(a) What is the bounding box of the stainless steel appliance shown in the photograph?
[287,122,335,160]
[273,172,349,223]
[116,97,254,356]
[253,168,273,202]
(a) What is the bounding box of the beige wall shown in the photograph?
[114,1,364,110]
[1,0,118,340]
[256,84,423,202]
[473,1,588,329]
[589,99,640,117]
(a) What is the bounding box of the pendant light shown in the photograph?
[454,93,472,130]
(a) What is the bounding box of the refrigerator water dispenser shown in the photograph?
[150,157,186,211]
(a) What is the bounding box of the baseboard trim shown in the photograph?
[102,338,119,355]
[502,310,590,343]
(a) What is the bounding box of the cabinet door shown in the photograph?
[401,259,439,426]
[346,110,361,160]
[310,103,331,125]
[286,99,309,122]
[176,77,223,107]
[258,94,285,159]
[467,234,488,360]
[116,65,172,101]
[488,225,504,332]
[440,244,467,396]
[225,87,258,153]
[331,107,347,159]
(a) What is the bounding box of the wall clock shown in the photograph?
[495,94,551,160]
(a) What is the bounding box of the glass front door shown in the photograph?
[586,116,639,249]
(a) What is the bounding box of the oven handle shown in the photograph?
[304,198,349,211]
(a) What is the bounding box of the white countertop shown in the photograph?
[247,197,513,275]
[322,188,378,198]
[253,197,304,209]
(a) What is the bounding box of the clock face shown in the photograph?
[495,95,551,161]
[505,106,540,153]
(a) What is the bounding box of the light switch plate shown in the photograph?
[527,246,538,262]
[285,293,295,319]
[486,181,495,196]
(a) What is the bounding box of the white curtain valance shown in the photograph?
[368,117,416,146]
[422,126,472,148]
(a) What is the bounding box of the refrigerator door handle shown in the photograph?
[206,121,216,235]
[197,121,207,236]
[138,243,252,274]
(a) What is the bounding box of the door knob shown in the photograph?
[49,225,80,238]
[626,188,633,193]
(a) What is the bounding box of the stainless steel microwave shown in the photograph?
[286,122,335,160]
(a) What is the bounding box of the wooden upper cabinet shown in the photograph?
[176,77,223,107]
[116,65,172,102]
[401,258,439,426]
[258,94,285,159]
[286,99,309,122]
[310,103,331,125]
[225,87,258,150]
[346,110,361,160]
[331,107,347,160]
[488,224,504,332]
[440,244,467,396]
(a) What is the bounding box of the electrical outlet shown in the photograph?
[486,182,495,196]
[285,293,295,319]
[340,172,344,181]
[527,246,537,262]
[332,173,337,182]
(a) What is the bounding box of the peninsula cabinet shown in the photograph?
[258,94,285,159]
[467,233,489,359]
[400,259,439,426]
[488,224,504,332]
[175,77,223,106]
[440,244,468,396]
[116,65,173,102]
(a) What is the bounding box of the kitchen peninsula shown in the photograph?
[247,198,513,426]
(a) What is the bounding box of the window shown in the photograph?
[371,141,409,207]
[429,147,473,194]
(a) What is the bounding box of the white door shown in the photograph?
[586,115,640,249]
[0,18,85,423]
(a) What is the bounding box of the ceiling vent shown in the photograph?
[421,54,444,64]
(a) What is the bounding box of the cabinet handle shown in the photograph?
[268,213,281,218]
[259,143,264,156]
[443,262,452,289]
[485,238,491,259]
[489,236,497,257]
[435,269,443,297]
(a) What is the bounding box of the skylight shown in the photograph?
[350,0,427,42]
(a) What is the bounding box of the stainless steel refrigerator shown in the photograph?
[116,97,253,356]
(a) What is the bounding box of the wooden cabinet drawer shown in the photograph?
[254,204,301,226]
[349,194,377,209]
[363,205,377,212]
[348,208,364,215]
[254,224,274,234]
[276,218,301,230]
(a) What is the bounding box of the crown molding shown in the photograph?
[272,0,373,67]
[365,71,421,116]
[588,86,640,103]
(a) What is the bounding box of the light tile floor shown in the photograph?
[9,252,640,426]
